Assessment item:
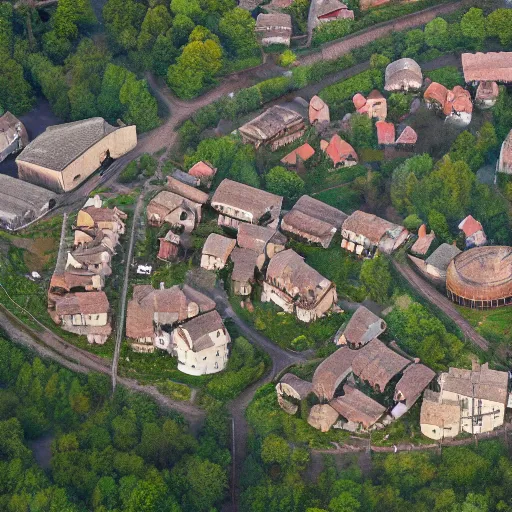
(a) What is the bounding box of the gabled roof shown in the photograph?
[425,243,461,272]
[458,215,483,237]
[179,310,226,352]
[237,223,283,254]
[166,176,209,204]
[420,390,460,427]
[239,106,303,142]
[324,134,358,165]
[211,179,283,222]
[55,291,110,316]
[255,13,292,29]
[230,247,258,282]
[202,233,236,261]
[16,118,120,172]
[316,0,349,16]
[410,225,435,256]
[292,195,347,229]
[280,143,315,166]
[342,210,403,245]
[462,52,512,83]
[341,305,386,346]
[395,126,417,145]
[394,364,436,405]
[0,111,28,156]
[376,121,395,145]
[330,385,386,428]
[278,373,314,399]
[188,161,217,179]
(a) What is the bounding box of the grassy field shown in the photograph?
[457,306,512,347]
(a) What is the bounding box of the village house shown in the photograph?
[157,231,181,261]
[497,129,512,175]
[446,245,512,309]
[146,191,200,232]
[385,58,423,92]
[307,404,340,432]
[392,364,436,418]
[16,118,137,193]
[309,96,330,126]
[309,0,354,31]
[410,224,436,257]
[237,222,287,264]
[458,215,487,248]
[171,310,231,375]
[475,80,500,109]
[276,373,314,415]
[281,194,347,248]
[395,125,418,147]
[255,13,292,47]
[312,339,410,401]
[424,82,473,126]
[238,105,306,151]
[420,362,509,440]
[211,179,283,230]
[201,233,236,271]
[188,160,217,188]
[330,385,386,431]
[262,249,337,322]
[335,305,386,348]
[172,169,200,187]
[409,243,461,281]
[322,134,358,167]
[126,283,216,353]
[353,91,387,121]
[0,111,28,163]
[376,121,396,146]
[76,195,127,234]
[66,239,114,277]
[230,247,259,296]
[461,52,512,86]
[341,210,409,256]
[280,143,315,169]
[51,291,112,344]
[0,174,57,231]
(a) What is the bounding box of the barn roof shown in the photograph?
[462,52,512,83]
[341,305,386,346]
[330,385,386,428]
[239,106,302,142]
[202,233,236,261]
[0,175,56,218]
[342,210,402,245]
[230,247,258,282]
[394,364,436,405]
[425,243,461,272]
[55,291,110,315]
[16,118,120,172]
[179,310,226,352]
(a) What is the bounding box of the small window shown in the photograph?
[216,350,220,357]
[160,339,165,346]
[432,429,436,434]
[217,330,220,338]
[214,362,218,369]
[180,211,188,221]
[203,356,207,360]
[73,174,81,182]
[191,365,195,368]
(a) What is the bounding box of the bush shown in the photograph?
[425,66,464,88]
[118,161,140,183]
[312,19,353,46]
[255,76,293,103]
[403,214,423,231]
[279,49,297,67]
[139,153,158,177]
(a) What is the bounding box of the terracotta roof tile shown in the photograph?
[376,121,395,145]
[462,52,512,83]
[281,143,315,166]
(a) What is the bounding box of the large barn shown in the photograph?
[16,118,137,193]
[446,246,512,309]
[0,174,57,230]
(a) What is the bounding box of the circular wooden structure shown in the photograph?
[446,246,512,309]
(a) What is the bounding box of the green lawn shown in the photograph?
[456,306,512,347]
[313,186,362,214]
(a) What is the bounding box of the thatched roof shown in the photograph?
[202,233,236,261]
[278,373,314,399]
[385,58,423,91]
[17,118,120,172]
[462,52,512,83]
[237,223,284,253]
[256,13,292,29]
[230,247,258,282]
[342,210,403,245]
[166,176,209,204]
[425,243,460,272]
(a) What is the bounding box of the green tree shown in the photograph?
[265,166,304,201]
[349,114,376,149]
[461,8,486,47]
[170,0,202,21]
[329,493,361,512]
[369,53,390,70]
[360,256,391,304]
[137,5,172,51]
[152,34,178,77]
[424,18,449,50]
[404,29,424,57]
[97,63,131,123]
[487,9,512,46]
[261,435,291,466]
[219,8,259,57]
[427,210,451,242]
[119,75,160,132]
[54,0,96,40]
[68,83,97,121]
[42,31,73,64]
[170,14,196,47]
[0,59,34,115]
[92,476,119,510]
[103,0,146,51]
[0,3,14,60]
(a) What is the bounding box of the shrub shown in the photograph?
[403,214,423,231]
[118,161,140,183]
[279,49,297,67]
[425,66,464,88]
[255,76,292,102]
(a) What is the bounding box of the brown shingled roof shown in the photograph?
[55,291,110,316]
[341,305,386,347]
[179,310,226,352]
[202,233,236,261]
[279,373,314,399]
[330,385,386,428]
[342,210,400,245]
[166,176,209,204]
[420,391,460,428]
[394,364,436,406]
[230,247,258,282]
[238,105,302,142]
[462,52,512,83]
[237,223,281,253]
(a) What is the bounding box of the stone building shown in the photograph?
[76,195,127,234]
[188,160,217,188]
[16,118,137,193]
[276,373,314,415]
[446,246,512,309]
[281,195,347,248]
[475,81,500,109]
[230,247,259,296]
[51,291,112,344]
[255,13,292,47]
[410,224,436,257]
[420,362,508,440]
[409,243,461,281]
[239,106,305,151]
[353,90,387,121]
[0,174,57,231]
[201,233,236,271]
[262,249,337,322]
[237,223,287,263]
[458,215,487,248]
[125,283,216,354]
[392,364,435,418]
[385,58,423,92]
[146,191,201,232]
[0,111,28,163]
[335,305,386,348]
[309,96,330,126]
[424,82,473,126]
[211,179,283,230]
[341,210,408,256]
[172,310,231,375]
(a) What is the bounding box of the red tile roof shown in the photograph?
[353,93,367,110]
[188,161,217,179]
[280,143,316,166]
[376,121,395,145]
[458,215,483,237]
[324,134,358,165]
[395,126,417,145]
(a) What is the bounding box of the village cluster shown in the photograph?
[0,48,511,440]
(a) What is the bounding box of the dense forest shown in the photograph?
[0,335,230,511]
[241,384,512,512]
